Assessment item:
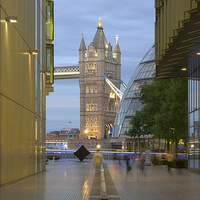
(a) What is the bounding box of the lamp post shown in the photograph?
[171,128,175,155]
[84,130,88,139]
[64,144,67,158]
[68,121,72,140]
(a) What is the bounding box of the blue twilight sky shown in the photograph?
[46,0,155,133]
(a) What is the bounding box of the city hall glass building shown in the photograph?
[0,0,54,186]
[113,45,156,151]
[155,0,200,173]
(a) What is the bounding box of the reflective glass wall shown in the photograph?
[46,0,54,41]
[188,48,200,173]
[113,45,155,137]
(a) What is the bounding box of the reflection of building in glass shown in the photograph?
[114,45,155,137]
[154,1,200,173]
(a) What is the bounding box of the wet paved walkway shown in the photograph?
[0,158,200,200]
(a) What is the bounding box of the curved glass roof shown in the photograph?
[113,45,155,137]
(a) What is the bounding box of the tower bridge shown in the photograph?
[53,19,127,140]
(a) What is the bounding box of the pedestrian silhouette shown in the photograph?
[93,149,104,170]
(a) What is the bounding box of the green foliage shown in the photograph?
[154,158,188,168]
[155,158,168,165]
[168,158,188,168]
[127,110,151,137]
[126,76,188,144]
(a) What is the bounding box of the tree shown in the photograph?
[127,109,150,138]
[155,78,188,157]
[126,76,188,156]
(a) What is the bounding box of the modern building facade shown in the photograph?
[113,45,156,151]
[155,0,200,173]
[0,0,54,186]
[79,19,121,139]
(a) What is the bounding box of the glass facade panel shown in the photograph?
[46,1,54,40]
[46,44,54,84]
[113,45,155,137]
[188,48,200,172]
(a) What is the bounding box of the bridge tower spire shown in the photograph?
[79,19,121,140]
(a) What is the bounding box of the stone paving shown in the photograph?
[0,158,200,200]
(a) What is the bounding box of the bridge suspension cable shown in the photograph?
[120,79,127,89]
[104,75,123,100]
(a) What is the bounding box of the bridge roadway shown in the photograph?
[0,158,199,200]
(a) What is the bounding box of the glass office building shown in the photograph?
[113,45,155,137]
[155,0,200,173]
[188,48,200,173]
[0,0,54,186]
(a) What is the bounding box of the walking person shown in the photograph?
[126,158,132,175]
[140,150,145,173]
[166,151,173,172]
[93,149,104,170]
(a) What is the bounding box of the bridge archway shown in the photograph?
[105,122,113,139]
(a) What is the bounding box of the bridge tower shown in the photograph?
[79,18,121,139]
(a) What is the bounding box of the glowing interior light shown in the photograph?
[10,19,17,23]
[109,93,115,99]
[30,50,38,55]
[181,68,187,71]
[197,52,200,55]
[6,16,18,23]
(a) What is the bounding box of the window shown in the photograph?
[113,52,117,60]
[89,64,93,69]
[90,86,93,93]
[95,50,98,57]
[46,1,54,40]
[94,86,97,93]
[86,118,89,122]
[85,63,88,70]
[94,118,97,122]
[90,104,94,111]
[86,104,89,111]
[90,119,93,127]
[94,63,97,69]
[46,44,54,84]
[105,51,108,57]
[95,123,97,127]
[95,104,98,110]
[86,86,89,93]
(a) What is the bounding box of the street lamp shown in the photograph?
[84,130,88,139]
[97,144,101,150]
